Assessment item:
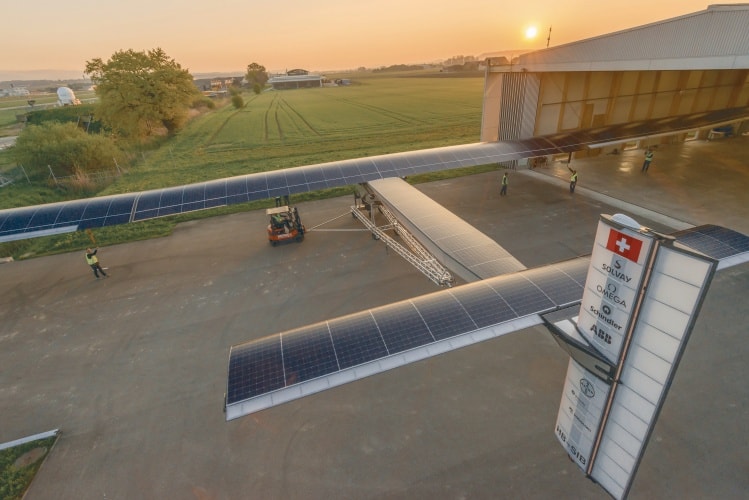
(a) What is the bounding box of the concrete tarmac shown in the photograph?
[1,136,747,499]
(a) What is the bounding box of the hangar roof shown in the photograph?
[514,4,749,72]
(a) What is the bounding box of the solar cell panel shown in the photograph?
[372,301,435,353]
[227,336,284,401]
[25,206,62,231]
[183,184,205,212]
[226,178,249,204]
[450,281,517,328]
[204,180,228,208]
[672,225,749,259]
[411,292,477,341]
[373,157,398,175]
[283,169,308,191]
[282,325,339,384]
[245,175,270,198]
[329,313,388,369]
[354,158,380,178]
[157,187,185,217]
[55,203,87,225]
[82,200,114,228]
[105,196,136,225]
[300,165,326,185]
[492,273,555,316]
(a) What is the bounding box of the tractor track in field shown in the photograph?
[274,105,284,142]
[277,95,321,136]
[264,94,322,143]
[262,94,277,142]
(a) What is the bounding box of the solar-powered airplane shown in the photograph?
[2,105,748,499]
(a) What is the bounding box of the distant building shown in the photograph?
[0,86,30,97]
[210,77,243,91]
[269,69,324,90]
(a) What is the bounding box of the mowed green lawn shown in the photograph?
[1,75,487,258]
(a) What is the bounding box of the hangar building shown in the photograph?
[481,4,749,165]
[269,69,324,90]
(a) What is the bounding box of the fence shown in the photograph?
[0,164,31,187]
[47,161,124,187]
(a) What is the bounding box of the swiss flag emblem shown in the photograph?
[606,229,643,262]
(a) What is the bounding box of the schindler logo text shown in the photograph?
[605,229,643,263]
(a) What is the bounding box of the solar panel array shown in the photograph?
[225,257,590,417]
[1,141,534,242]
[225,222,749,418]
[671,224,749,269]
[2,106,747,242]
[367,177,526,281]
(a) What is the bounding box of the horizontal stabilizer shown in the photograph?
[366,177,526,281]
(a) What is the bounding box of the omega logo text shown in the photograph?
[595,282,628,308]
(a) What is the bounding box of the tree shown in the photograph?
[230,91,244,110]
[85,48,199,139]
[12,122,123,179]
[245,62,268,94]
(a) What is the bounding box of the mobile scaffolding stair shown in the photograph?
[351,192,454,287]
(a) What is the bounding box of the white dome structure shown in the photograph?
[57,87,81,106]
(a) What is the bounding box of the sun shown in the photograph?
[525,26,538,39]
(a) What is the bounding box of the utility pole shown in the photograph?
[547,26,552,48]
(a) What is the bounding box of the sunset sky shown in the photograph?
[1,1,713,79]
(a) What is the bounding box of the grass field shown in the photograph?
[1,74,489,259]
[108,76,485,192]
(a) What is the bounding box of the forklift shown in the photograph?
[266,206,305,246]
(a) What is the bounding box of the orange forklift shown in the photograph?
[266,206,305,246]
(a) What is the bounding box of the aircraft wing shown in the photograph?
[225,224,749,420]
[225,257,590,420]
[2,106,747,243]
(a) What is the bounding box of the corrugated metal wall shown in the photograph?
[498,73,524,141]
[498,73,540,141]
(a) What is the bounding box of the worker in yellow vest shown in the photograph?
[500,172,509,196]
[642,148,654,172]
[568,166,578,193]
[85,247,108,279]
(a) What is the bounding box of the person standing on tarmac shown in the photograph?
[568,166,578,193]
[85,247,108,279]
[500,172,509,196]
[642,148,654,172]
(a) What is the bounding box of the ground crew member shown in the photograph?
[568,166,578,193]
[85,247,108,279]
[642,148,654,172]
[500,172,508,196]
